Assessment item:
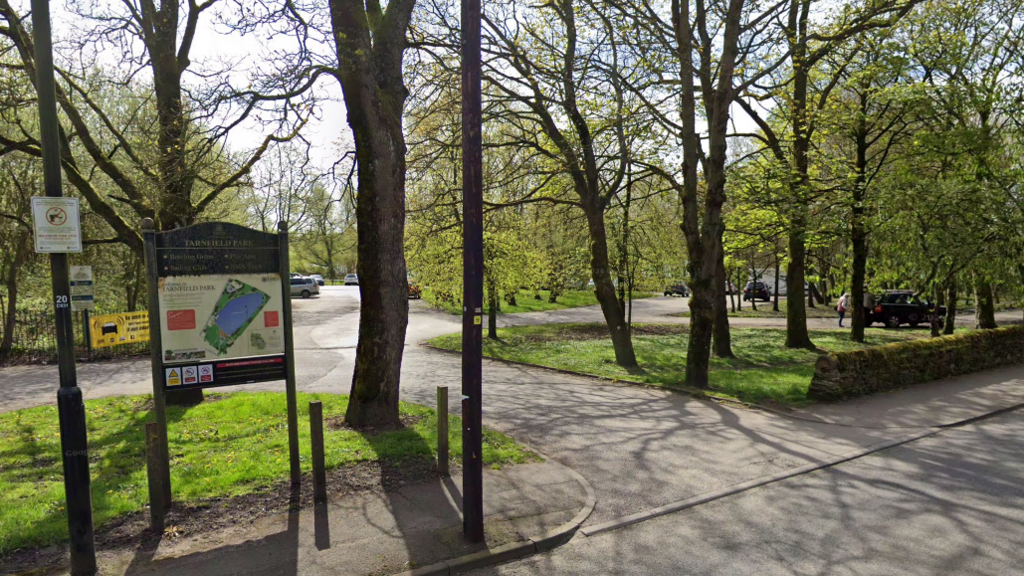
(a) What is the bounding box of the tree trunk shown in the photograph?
[943,282,957,335]
[487,284,498,340]
[331,0,415,426]
[686,273,715,388]
[786,222,815,349]
[974,277,996,329]
[735,270,742,311]
[850,206,868,342]
[712,237,733,358]
[127,257,143,312]
[148,1,195,231]
[784,5,815,350]
[843,120,868,340]
[583,205,637,368]
[1,265,17,357]
[548,288,560,304]
[1,232,31,357]
[151,8,205,406]
[772,257,780,312]
[729,273,737,313]
[618,175,631,313]
[673,0,742,389]
[749,264,758,312]
[627,278,633,334]
[930,285,942,337]
[806,269,816,309]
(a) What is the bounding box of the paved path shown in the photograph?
[64,462,589,576]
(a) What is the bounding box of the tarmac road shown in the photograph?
[465,407,1024,576]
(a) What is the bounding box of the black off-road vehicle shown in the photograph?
[868,290,945,328]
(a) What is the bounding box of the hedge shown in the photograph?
[808,325,1024,401]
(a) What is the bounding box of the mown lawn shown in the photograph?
[0,392,532,556]
[428,324,930,406]
[422,288,655,315]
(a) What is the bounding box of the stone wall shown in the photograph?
[808,325,1024,401]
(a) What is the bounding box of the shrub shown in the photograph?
[808,326,1024,401]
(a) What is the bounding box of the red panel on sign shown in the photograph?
[167,310,196,331]
[217,357,285,369]
[264,311,279,328]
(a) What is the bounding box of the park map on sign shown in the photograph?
[203,279,271,355]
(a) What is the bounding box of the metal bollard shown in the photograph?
[437,386,449,476]
[145,422,165,533]
[310,401,327,503]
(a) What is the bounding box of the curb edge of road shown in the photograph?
[392,451,597,576]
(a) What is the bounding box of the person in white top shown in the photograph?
[837,293,851,327]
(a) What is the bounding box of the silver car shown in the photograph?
[290,276,320,298]
[344,273,359,286]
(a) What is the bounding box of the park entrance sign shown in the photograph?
[143,219,301,518]
[154,223,288,388]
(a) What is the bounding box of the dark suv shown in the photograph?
[664,282,690,297]
[743,281,771,302]
[869,290,945,328]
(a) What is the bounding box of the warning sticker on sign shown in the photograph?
[165,367,182,387]
[199,364,214,383]
[183,366,198,385]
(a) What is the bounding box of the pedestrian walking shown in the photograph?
[837,293,850,327]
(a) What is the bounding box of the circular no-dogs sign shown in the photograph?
[45,206,68,226]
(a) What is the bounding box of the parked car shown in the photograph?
[664,282,690,297]
[344,273,359,286]
[869,290,945,328]
[310,274,325,286]
[756,274,810,297]
[743,280,772,302]
[724,281,737,295]
[290,276,320,298]
[408,280,422,299]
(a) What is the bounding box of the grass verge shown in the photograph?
[422,288,655,315]
[427,324,930,406]
[0,392,533,556]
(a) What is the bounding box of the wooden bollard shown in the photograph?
[145,422,165,533]
[437,385,449,476]
[310,401,327,503]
